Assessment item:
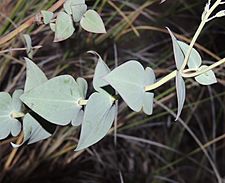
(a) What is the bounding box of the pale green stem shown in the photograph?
[78,96,116,106]
[11,111,25,119]
[180,0,221,71]
[182,58,225,78]
[78,99,88,106]
[145,57,225,91]
[145,70,177,91]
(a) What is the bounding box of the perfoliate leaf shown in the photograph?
[167,28,184,70]
[54,12,75,42]
[24,57,48,92]
[50,23,56,32]
[92,52,111,92]
[0,91,23,140]
[175,72,186,120]
[11,90,23,112]
[145,67,156,85]
[143,67,155,115]
[105,61,145,112]
[77,77,88,98]
[41,10,54,24]
[75,92,116,151]
[72,109,84,126]
[71,4,87,22]
[105,61,155,115]
[23,34,33,57]
[178,41,202,69]
[80,10,106,33]
[195,65,217,85]
[64,0,73,14]
[11,113,51,148]
[64,0,85,15]
[143,92,154,115]
[20,75,84,126]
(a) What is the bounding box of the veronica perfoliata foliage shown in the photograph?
[0,90,23,140]
[40,0,106,42]
[167,28,217,119]
[105,61,155,115]
[1,0,225,153]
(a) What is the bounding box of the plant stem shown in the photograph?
[11,112,25,119]
[182,58,225,78]
[4,133,24,170]
[0,46,42,54]
[79,99,88,106]
[145,57,225,91]
[180,0,221,71]
[145,70,177,91]
[79,95,117,106]
[0,0,65,46]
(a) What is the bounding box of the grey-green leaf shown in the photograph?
[178,41,202,69]
[72,4,87,22]
[80,10,106,33]
[195,65,217,85]
[175,72,186,120]
[143,92,154,115]
[0,92,22,140]
[20,75,83,126]
[75,92,115,151]
[54,12,75,42]
[11,90,23,112]
[64,0,85,15]
[72,109,84,126]
[64,0,73,14]
[143,67,155,115]
[77,77,88,98]
[167,28,184,70]
[23,34,33,58]
[23,34,32,54]
[24,57,48,92]
[105,61,145,112]
[145,67,156,85]
[50,23,56,32]
[11,113,51,148]
[41,10,54,24]
[92,52,111,92]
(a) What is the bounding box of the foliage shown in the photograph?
[0,0,225,164]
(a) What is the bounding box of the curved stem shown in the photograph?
[182,58,225,78]
[180,0,221,71]
[145,70,177,91]
[145,57,225,91]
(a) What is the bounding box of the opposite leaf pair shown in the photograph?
[20,53,157,151]
[105,61,156,115]
[21,55,116,151]
[0,89,51,147]
[21,58,87,126]
[0,90,23,140]
[63,52,117,151]
[13,58,86,147]
[77,52,157,150]
[168,28,217,120]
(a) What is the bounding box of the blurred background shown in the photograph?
[0,0,225,182]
